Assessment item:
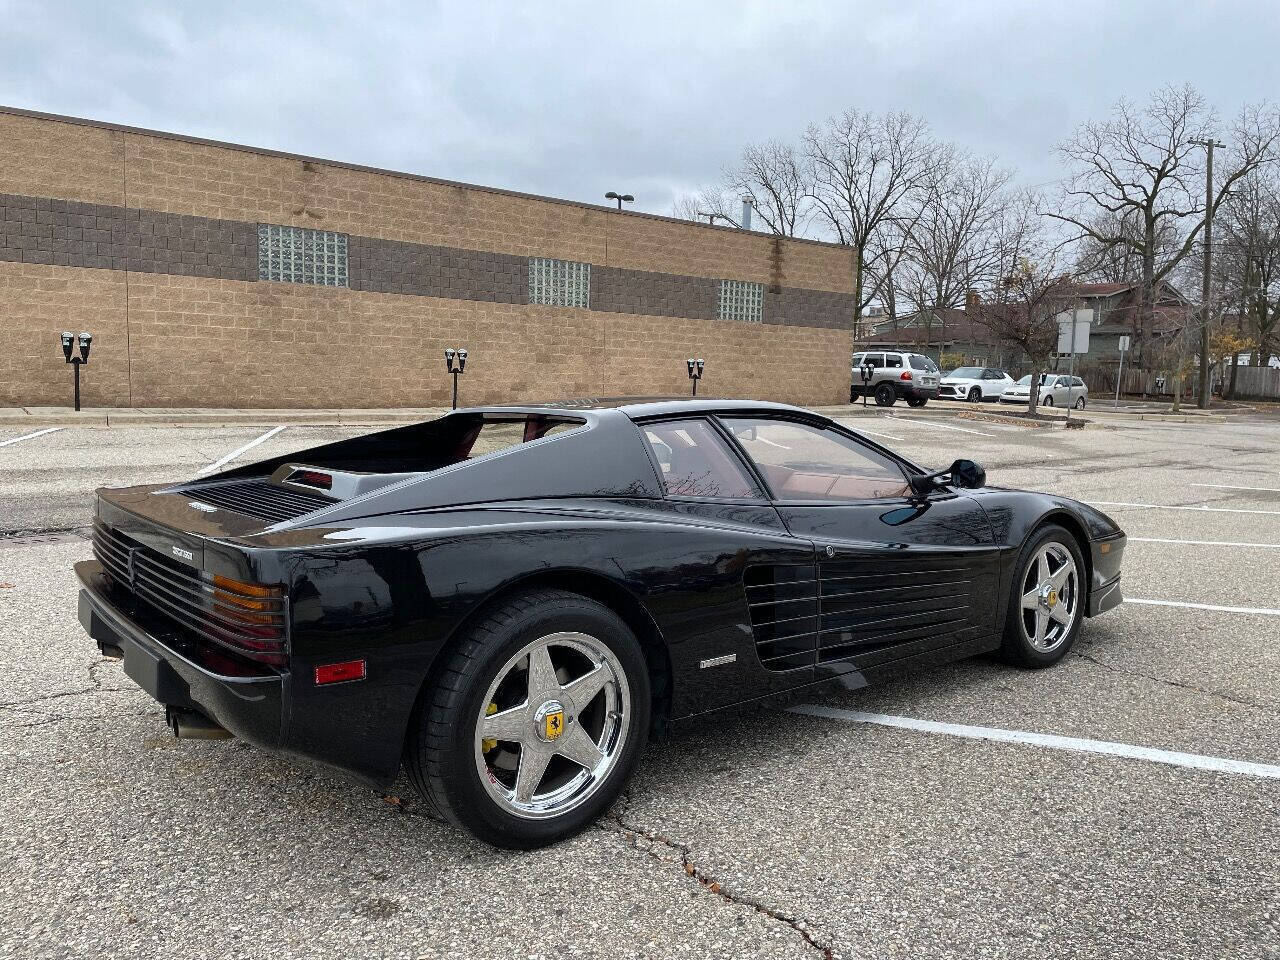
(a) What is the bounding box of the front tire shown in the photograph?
[874,383,897,407]
[907,397,928,407]
[1042,395,1054,407]
[407,589,650,848]
[967,386,982,403]
[999,525,1086,668]
[1074,396,1086,409]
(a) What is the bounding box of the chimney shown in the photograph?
[740,197,753,231]
[965,289,980,310]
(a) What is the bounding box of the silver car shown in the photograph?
[1000,374,1088,409]
[850,351,940,407]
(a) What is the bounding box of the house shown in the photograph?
[1072,282,1191,362]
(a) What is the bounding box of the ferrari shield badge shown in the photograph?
[543,709,565,741]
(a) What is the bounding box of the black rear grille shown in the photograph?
[182,478,333,524]
[745,559,976,671]
[93,523,288,666]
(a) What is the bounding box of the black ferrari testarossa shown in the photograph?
[76,398,1125,846]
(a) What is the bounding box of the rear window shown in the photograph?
[910,355,939,372]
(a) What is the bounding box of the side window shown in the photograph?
[641,419,761,499]
[883,354,903,369]
[1073,377,1085,387]
[864,353,884,368]
[723,418,910,502]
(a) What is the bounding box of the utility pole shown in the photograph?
[1192,137,1225,409]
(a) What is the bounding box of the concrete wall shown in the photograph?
[0,107,858,408]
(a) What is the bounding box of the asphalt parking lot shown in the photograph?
[2,407,1278,959]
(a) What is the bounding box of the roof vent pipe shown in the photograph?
[740,197,753,231]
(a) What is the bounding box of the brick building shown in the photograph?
[0,106,858,409]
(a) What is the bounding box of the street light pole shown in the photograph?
[1191,137,1225,409]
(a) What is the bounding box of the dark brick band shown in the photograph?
[349,236,527,303]
[0,193,257,280]
[592,266,719,320]
[0,191,856,330]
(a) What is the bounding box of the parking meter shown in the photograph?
[858,362,875,408]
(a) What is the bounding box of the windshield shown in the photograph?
[948,367,983,378]
[1015,375,1050,386]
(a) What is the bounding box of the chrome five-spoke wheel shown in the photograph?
[474,631,631,820]
[1019,542,1079,652]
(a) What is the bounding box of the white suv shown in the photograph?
[850,352,941,407]
[939,366,1014,402]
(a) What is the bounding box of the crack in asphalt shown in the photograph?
[1073,650,1270,712]
[598,791,837,960]
[0,658,134,724]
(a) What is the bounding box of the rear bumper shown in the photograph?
[75,559,286,749]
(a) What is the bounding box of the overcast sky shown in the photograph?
[3,0,1278,217]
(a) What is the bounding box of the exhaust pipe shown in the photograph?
[166,706,233,740]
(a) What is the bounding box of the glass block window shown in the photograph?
[718,280,765,323]
[258,225,348,286]
[528,257,591,308]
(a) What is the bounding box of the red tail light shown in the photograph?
[900,371,913,381]
[204,573,288,665]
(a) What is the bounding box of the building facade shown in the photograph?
[0,106,858,409]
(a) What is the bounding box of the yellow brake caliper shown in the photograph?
[482,702,498,753]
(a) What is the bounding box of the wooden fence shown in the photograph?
[1228,365,1280,401]
[1063,363,1280,400]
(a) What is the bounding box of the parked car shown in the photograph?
[1000,374,1089,409]
[939,367,1015,402]
[76,399,1125,847]
[850,351,940,407]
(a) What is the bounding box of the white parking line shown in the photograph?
[1129,537,1280,549]
[1126,597,1280,617]
[197,426,286,475]
[1093,500,1280,516]
[1191,482,1280,493]
[0,427,61,448]
[888,416,996,438]
[787,705,1280,780]
[850,426,907,442]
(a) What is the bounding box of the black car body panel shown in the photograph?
[75,398,1125,787]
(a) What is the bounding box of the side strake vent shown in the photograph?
[182,478,333,524]
[744,564,819,671]
[745,557,976,671]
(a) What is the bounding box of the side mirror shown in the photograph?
[949,458,986,489]
[908,458,987,496]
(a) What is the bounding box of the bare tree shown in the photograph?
[896,152,1013,347]
[974,191,1079,414]
[1052,84,1280,367]
[722,139,813,237]
[1216,164,1280,381]
[803,110,942,318]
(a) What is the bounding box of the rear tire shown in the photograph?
[407,589,650,848]
[907,397,927,407]
[999,524,1086,668]
[874,383,897,407]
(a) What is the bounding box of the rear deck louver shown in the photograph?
[746,558,976,671]
[181,478,333,524]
